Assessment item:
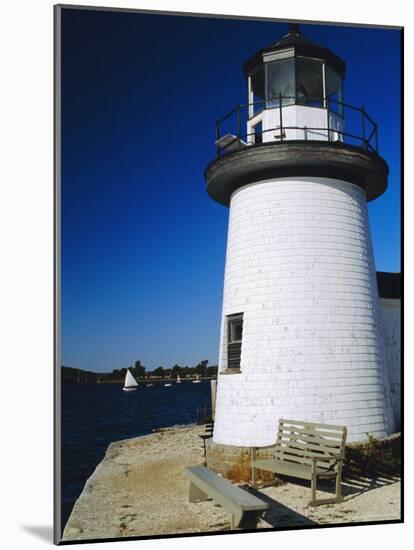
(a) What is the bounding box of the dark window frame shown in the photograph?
[226,313,243,372]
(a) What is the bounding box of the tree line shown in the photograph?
[61,359,218,384]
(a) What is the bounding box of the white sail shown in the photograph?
[124,369,138,388]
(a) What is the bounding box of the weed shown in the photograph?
[225,450,282,485]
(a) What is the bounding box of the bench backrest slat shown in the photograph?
[272,418,347,468]
[275,443,341,459]
[278,435,342,454]
[202,422,214,436]
[279,418,347,434]
[277,430,343,450]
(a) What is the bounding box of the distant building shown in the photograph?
[377,272,401,430]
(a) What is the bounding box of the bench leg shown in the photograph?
[251,466,257,489]
[231,510,261,530]
[251,447,257,488]
[308,474,344,506]
[189,482,208,503]
[335,467,343,502]
[310,471,317,504]
[237,511,262,530]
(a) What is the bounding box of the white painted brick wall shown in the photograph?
[213,177,395,446]
[379,298,401,430]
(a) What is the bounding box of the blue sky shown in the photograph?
[60,8,401,372]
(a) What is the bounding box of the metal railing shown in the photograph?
[215,95,379,157]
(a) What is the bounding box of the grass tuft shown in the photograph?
[344,433,400,477]
[225,451,282,485]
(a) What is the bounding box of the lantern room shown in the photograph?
[244,24,345,143]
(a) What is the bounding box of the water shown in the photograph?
[61,381,211,534]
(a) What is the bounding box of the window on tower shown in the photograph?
[295,57,324,107]
[266,58,295,108]
[226,313,243,371]
[249,65,265,117]
[325,65,343,116]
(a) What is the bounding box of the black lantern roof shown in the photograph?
[243,23,346,79]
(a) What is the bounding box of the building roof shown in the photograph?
[243,23,346,78]
[376,272,401,300]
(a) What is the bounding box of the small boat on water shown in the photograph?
[123,369,138,392]
[192,375,201,384]
[176,375,181,384]
[146,383,154,387]
[164,374,172,387]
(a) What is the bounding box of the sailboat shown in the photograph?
[164,373,172,387]
[176,375,181,384]
[123,369,138,392]
[192,374,201,384]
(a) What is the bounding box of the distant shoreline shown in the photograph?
[61,365,217,385]
[62,377,216,385]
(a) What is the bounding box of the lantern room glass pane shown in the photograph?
[250,65,265,115]
[266,59,295,107]
[325,65,343,115]
[295,58,324,107]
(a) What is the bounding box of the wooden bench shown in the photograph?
[186,465,269,529]
[251,419,347,506]
[199,421,214,457]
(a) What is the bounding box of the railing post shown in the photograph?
[326,98,330,142]
[361,107,367,149]
[279,93,283,141]
[375,124,379,152]
[322,63,327,108]
[216,119,220,156]
[237,105,241,149]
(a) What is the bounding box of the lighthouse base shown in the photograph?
[206,433,401,483]
[205,439,274,481]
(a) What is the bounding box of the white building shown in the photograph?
[205,25,400,446]
[377,272,401,431]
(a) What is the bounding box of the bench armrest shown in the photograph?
[251,444,278,462]
[310,455,342,462]
[311,455,343,473]
[252,444,278,450]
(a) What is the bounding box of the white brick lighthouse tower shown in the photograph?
[205,24,395,446]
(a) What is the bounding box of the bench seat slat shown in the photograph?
[251,458,337,480]
[186,466,268,511]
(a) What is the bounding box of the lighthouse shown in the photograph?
[205,24,395,447]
